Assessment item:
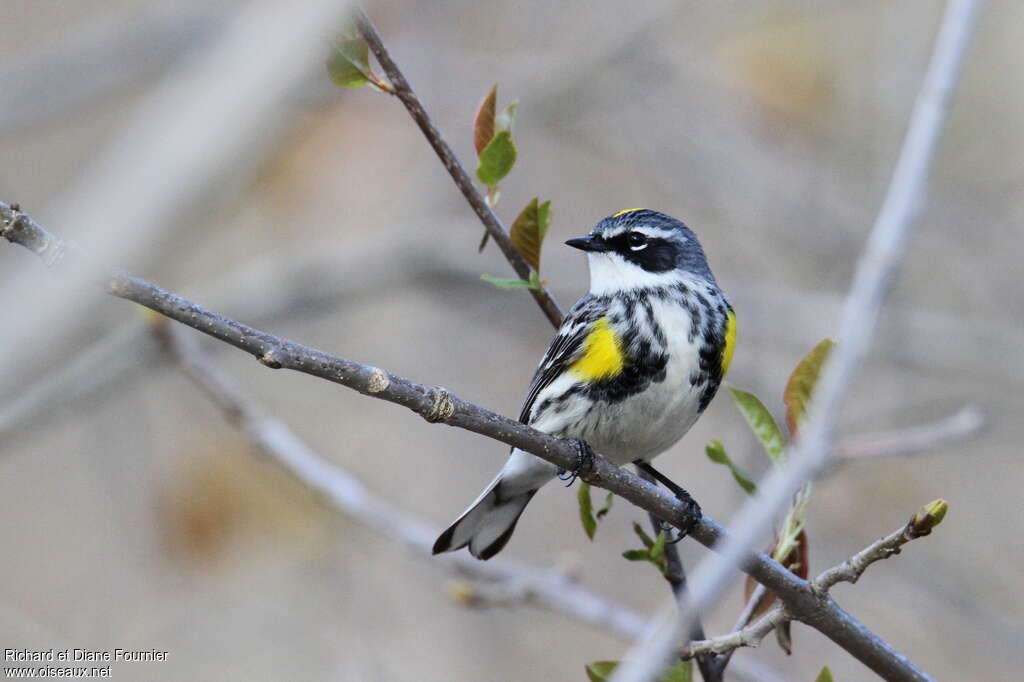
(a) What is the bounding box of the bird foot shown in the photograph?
[658,491,702,543]
[557,439,595,487]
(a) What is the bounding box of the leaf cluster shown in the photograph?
[706,339,834,652]
[471,86,553,290]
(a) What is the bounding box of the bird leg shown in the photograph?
[633,460,702,542]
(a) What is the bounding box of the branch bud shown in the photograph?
[909,499,948,537]
[447,579,479,606]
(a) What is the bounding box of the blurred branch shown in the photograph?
[838,405,984,460]
[683,500,948,660]
[636,467,720,682]
[0,6,227,134]
[352,8,565,329]
[0,321,156,444]
[610,0,981,680]
[3,200,929,681]
[151,319,648,639]
[0,0,353,398]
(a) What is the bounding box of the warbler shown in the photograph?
[433,209,735,560]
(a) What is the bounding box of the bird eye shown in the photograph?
[627,232,647,250]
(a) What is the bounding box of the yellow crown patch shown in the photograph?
[613,208,646,217]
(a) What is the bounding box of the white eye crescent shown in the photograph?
[627,232,648,251]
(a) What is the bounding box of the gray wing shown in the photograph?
[517,295,606,424]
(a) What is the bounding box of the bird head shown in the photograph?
[565,209,714,295]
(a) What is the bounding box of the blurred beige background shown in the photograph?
[1,1,1021,680]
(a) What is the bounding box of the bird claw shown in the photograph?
[658,492,702,543]
[557,439,595,487]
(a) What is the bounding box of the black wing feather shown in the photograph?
[517,296,605,424]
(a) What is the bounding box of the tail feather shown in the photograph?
[433,479,536,560]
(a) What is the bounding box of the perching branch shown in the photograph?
[149,319,648,639]
[2,200,932,681]
[153,318,785,682]
[610,2,980,681]
[352,8,564,329]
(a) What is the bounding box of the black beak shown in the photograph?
[565,235,609,253]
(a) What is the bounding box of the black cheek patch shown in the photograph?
[624,241,677,272]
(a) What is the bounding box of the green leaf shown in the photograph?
[480,274,533,289]
[585,661,618,682]
[326,38,370,89]
[510,198,552,273]
[815,665,834,682]
[624,525,670,577]
[705,440,757,495]
[784,338,835,437]
[728,387,786,465]
[649,529,668,562]
[476,130,516,188]
[596,491,614,520]
[631,522,655,549]
[663,660,693,682]
[585,660,690,682]
[772,484,812,570]
[578,482,597,540]
[473,85,497,157]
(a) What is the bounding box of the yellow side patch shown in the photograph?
[570,317,624,381]
[721,309,737,375]
[613,207,646,217]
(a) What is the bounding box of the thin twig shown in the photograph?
[609,2,981,681]
[352,8,565,329]
[813,502,947,592]
[707,582,768,676]
[683,502,946,660]
[682,606,788,659]
[2,199,924,680]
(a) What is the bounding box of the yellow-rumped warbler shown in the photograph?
[433,209,735,560]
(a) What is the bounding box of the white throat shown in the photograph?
[586,252,684,295]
